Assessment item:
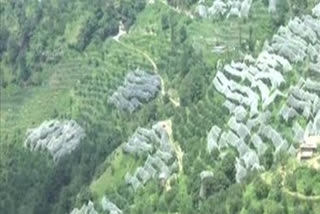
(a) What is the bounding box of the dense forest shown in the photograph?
[1,0,320,214]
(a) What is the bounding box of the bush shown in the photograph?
[0,27,9,57]
[304,183,313,196]
[271,0,289,28]
[254,178,270,200]
[286,173,297,192]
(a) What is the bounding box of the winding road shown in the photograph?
[283,188,320,201]
[113,37,166,96]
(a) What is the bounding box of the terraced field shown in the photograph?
[86,0,282,202]
[2,0,320,214]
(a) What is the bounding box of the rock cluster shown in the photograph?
[280,78,320,124]
[70,201,98,214]
[124,121,177,191]
[199,171,214,198]
[266,16,320,63]
[209,3,320,182]
[306,111,320,136]
[268,0,277,13]
[108,69,161,113]
[313,2,320,18]
[24,120,85,162]
[196,0,253,19]
[101,197,123,214]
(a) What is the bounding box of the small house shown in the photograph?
[299,138,318,160]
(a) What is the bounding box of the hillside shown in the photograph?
[1,0,320,213]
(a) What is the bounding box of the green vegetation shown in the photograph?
[1,0,320,213]
[90,149,142,200]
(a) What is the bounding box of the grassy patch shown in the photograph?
[1,50,87,142]
[90,148,141,200]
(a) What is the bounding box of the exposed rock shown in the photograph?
[200,171,214,180]
[24,120,85,162]
[70,201,98,214]
[101,197,123,214]
[235,158,247,183]
[108,69,161,113]
[208,0,227,17]
[196,4,208,18]
[280,105,298,122]
[227,0,241,18]
[268,0,277,13]
[209,2,320,183]
[207,125,222,152]
[199,171,214,198]
[313,2,320,17]
[251,134,267,156]
[240,0,252,18]
[198,0,253,19]
[123,121,177,191]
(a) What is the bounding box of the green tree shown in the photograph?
[227,197,242,214]
[268,175,282,201]
[200,192,227,214]
[247,202,263,214]
[248,26,255,52]
[158,197,168,212]
[291,0,308,15]
[179,56,207,106]
[286,173,297,192]
[179,25,187,43]
[263,147,273,170]
[0,193,15,214]
[262,0,269,6]
[294,204,313,214]
[206,171,231,195]
[161,14,170,30]
[0,27,9,57]
[134,0,146,11]
[254,178,270,200]
[272,0,289,28]
[220,152,236,182]
[17,52,31,81]
[179,71,204,106]
[7,37,19,64]
[304,183,313,196]
[264,200,285,214]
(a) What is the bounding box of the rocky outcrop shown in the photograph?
[24,120,85,162]
[199,171,214,199]
[268,0,277,13]
[124,121,178,191]
[209,2,320,183]
[108,69,161,113]
[101,197,123,214]
[196,0,253,19]
[70,201,98,214]
[313,2,320,17]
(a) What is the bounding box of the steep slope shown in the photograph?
[1,0,320,214]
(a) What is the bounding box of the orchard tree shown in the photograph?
[271,0,289,28]
[220,152,236,182]
[179,25,187,43]
[254,178,270,200]
[286,173,297,192]
[263,147,274,170]
[0,27,9,57]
